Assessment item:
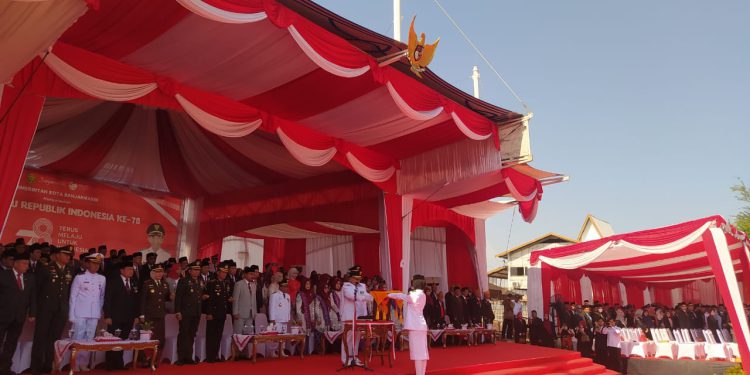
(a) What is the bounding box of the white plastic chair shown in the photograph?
[219,315,234,360]
[162,314,180,364]
[11,320,35,373]
[703,329,727,360]
[254,313,269,356]
[653,329,675,359]
[193,315,207,362]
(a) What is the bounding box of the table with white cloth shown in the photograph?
[53,339,159,375]
[342,321,395,368]
[321,330,344,353]
[249,333,305,363]
[472,328,497,344]
[442,328,474,348]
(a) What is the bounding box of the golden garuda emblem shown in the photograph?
[407,16,440,78]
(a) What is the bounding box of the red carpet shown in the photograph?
[70,343,617,374]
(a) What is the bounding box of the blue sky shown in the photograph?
[314,0,749,269]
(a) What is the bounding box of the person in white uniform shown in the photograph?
[268,280,291,357]
[140,223,170,264]
[388,274,429,375]
[340,266,373,366]
[68,253,106,371]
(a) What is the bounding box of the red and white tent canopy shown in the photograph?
[1,0,565,291]
[530,216,750,364]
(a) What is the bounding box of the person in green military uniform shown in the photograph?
[202,261,233,363]
[174,261,204,366]
[31,245,74,375]
[139,264,171,367]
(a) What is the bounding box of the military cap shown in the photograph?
[147,223,165,236]
[189,260,202,270]
[412,274,425,281]
[216,261,230,273]
[347,266,363,279]
[280,279,289,287]
[152,263,165,272]
[58,245,73,255]
[86,253,104,264]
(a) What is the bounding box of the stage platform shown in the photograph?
[61,342,617,375]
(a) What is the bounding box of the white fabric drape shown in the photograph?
[619,283,628,306]
[378,192,392,288]
[287,25,370,78]
[305,235,354,276]
[472,218,489,293]
[175,0,267,24]
[401,196,414,291]
[276,128,336,167]
[93,106,170,192]
[451,201,514,219]
[345,152,395,183]
[538,221,714,270]
[0,0,88,83]
[580,275,594,303]
[409,227,448,295]
[315,222,378,234]
[175,94,262,137]
[385,82,443,121]
[45,52,158,101]
[221,236,264,269]
[245,224,326,239]
[450,112,492,141]
[526,265,543,318]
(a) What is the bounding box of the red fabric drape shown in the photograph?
[551,272,582,305]
[0,83,45,232]
[198,240,222,259]
[264,238,286,265]
[284,239,306,269]
[652,286,672,306]
[411,200,475,244]
[353,234,380,278]
[682,281,700,304]
[445,226,478,290]
[625,283,645,308]
[384,193,403,292]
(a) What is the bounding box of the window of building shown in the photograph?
[511,267,525,276]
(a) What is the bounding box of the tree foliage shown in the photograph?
[731,179,750,234]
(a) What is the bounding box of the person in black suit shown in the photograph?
[174,261,204,365]
[202,262,232,363]
[445,286,464,326]
[30,246,74,375]
[0,252,36,375]
[103,257,140,370]
[139,253,158,287]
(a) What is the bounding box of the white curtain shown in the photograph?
[526,265,542,317]
[0,0,88,83]
[580,275,594,303]
[409,227,448,294]
[221,236,264,269]
[305,235,354,276]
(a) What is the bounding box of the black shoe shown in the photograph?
[206,359,216,363]
[175,361,184,366]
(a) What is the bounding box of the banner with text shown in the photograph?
[1,169,183,257]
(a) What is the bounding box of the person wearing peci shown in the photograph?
[232,265,263,334]
[103,257,140,370]
[388,275,429,375]
[139,264,170,367]
[68,253,106,372]
[31,246,73,375]
[0,252,36,375]
[174,261,204,366]
[340,266,372,366]
[202,261,233,363]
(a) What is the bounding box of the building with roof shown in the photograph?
[490,215,613,296]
